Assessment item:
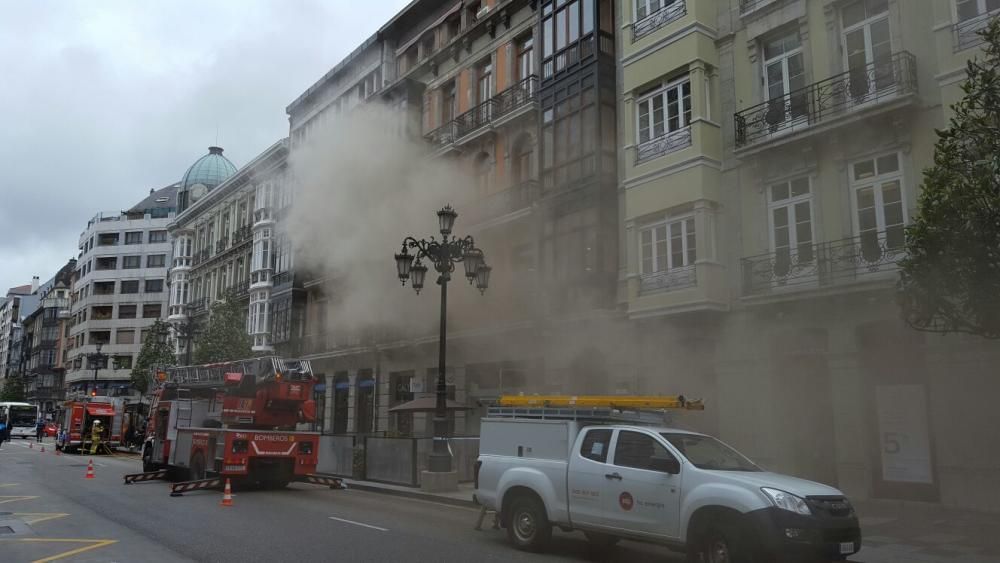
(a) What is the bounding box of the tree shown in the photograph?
[0,375,25,402]
[899,19,1000,339]
[132,319,175,394]
[194,292,253,363]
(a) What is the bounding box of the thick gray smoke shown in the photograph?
[287,105,472,339]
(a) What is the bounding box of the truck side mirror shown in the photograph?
[651,455,681,475]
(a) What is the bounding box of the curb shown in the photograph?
[335,478,478,509]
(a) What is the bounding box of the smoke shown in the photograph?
[287,104,472,339]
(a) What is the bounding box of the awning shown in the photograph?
[86,404,116,417]
[389,397,471,413]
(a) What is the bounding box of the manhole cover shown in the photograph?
[0,526,14,534]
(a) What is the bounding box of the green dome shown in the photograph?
[181,146,237,191]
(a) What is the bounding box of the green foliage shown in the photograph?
[132,319,175,394]
[899,19,1000,339]
[0,375,25,402]
[193,291,253,364]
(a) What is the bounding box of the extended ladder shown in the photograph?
[496,394,704,410]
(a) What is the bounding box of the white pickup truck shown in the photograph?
[474,415,861,562]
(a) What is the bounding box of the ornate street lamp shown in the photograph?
[395,205,490,474]
[88,342,106,398]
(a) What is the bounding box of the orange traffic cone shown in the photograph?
[85,459,95,479]
[220,478,233,507]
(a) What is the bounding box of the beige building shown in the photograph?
[615,0,1000,511]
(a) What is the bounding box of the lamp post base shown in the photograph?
[420,470,459,493]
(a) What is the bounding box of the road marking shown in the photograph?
[0,538,119,563]
[328,516,389,532]
[0,483,19,488]
[0,495,38,504]
[15,513,71,525]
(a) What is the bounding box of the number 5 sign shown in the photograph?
[876,385,933,484]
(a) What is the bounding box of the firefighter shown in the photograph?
[89,420,103,454]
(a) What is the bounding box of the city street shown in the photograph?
[0,438,677,562]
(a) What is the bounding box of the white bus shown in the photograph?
[0,402,40,439]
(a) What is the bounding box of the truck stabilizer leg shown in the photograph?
[123,469,170,485]
[294,474,346,490]
[169,477,223,497]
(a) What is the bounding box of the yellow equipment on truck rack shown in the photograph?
[496,394,704,410]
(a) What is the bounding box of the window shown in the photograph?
[852,152,906,256]
[142,304,162,319]
[957,0,1000,21]
[613,430,675,471]
[640,216,696,274]
[124,231,143,245]
[662,433,760,471]
[95,257,118,270]
[579,429,612,463]
[149,230,167,243]
[147,254,166,268]
[120,280,139,294]
[118,305,137,319]
[122,256,141,269]
[477,59,493,105]
[113,355,133,370]
[769,177,814,266]
[635,0,675,20]
[842,0,892,94]
[517,36,535,81]
[636,77,691,145]
[97,233,119,246]
[116,329,135,344]
[542,0,594,76]
[92,306,113,320]
[442,81,457,123]
[145,279,164,293]
[762,31,807,121]
[93,281,115,295]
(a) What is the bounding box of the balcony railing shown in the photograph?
[232,225,252,244]
[639,264,697,295]
[449,75,540,141]
[739,0,776,15]
[464,180,540,225]
[953,11,998,52]
[633,1,686,41]
[735,51,917,149]
[636,127,692,164]
[543,32,615,79]
[231,279,251,299]
[741,235,903,297]
[186,297,209,315]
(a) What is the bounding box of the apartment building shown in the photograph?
[167,142,299,357]
[64,185,178,398]
[0,280,38,378]
[21,260,75,414]
[613,0,1000,511]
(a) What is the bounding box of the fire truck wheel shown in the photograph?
[189,453,207,481]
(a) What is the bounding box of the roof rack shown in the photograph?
[486,395,705,426]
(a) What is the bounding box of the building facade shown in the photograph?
[0,281,38,379]
[610,0,1000,511]
[167,141,301,358]
[21,260,75,414]
[64,185,178,398]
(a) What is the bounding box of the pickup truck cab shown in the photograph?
[475,416,860,562]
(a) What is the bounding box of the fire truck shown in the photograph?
[55,400,120,453]
[141,356,321,488]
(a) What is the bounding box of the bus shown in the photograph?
[0,402,40,439]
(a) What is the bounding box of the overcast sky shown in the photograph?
[0,0,409,295]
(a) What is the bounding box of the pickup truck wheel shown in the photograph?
[506,496,552,551]
[584,531,620,548]
[698,523,752,563]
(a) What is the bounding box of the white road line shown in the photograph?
[328,516,389,532]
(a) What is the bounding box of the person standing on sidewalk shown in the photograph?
[35,418,45,443]
[0,419,6,449]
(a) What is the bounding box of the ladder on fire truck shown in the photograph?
[487,394,704,425]
[159,357,313,388]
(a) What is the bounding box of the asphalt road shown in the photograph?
[0,437,680,562]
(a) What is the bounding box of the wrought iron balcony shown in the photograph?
[633,1,686,41]
[953,11,998,52]
[464,180,540,225]
[734,51,917,149]
[639,264,697,295]
[425,121,458,148]
[454,75,539,140]
[232,225,253,244]
[741,234,904,297]
[232,279,251,299]
[636,127,693,164]
[186,297,209,315]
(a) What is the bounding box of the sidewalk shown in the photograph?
[337,477,1000,563]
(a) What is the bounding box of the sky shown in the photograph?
[0,0,410,295]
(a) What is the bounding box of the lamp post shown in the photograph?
[88,342,106,398]
[395,205,491,473]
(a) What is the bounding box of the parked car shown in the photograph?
[475,413,861,562]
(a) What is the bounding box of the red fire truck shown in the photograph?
[56,400,120,453]
[141,356,321,488]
